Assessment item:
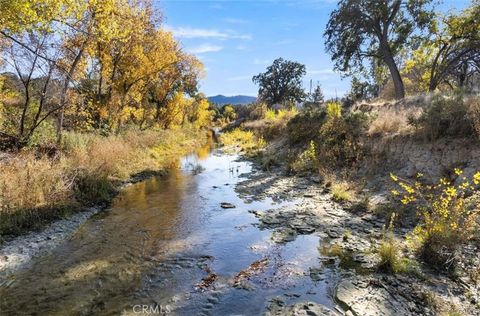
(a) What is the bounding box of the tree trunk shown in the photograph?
[384,54,405,99]
[380,41,405,99]
[56,42,86,145]
[428,77,439,92]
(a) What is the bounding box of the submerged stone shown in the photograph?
[271,228,297,243]
[266,300,337,316]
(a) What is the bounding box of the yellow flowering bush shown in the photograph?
[219,128,266,154]
[290,140,318,173]
[325,101,342,119]
[390,170,480,268]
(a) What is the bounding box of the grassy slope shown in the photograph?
[0,128,209,237]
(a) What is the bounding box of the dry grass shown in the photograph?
[330,180,354,202]
[368,108,420,136]
[0,154,73,234]
[365,94,480,139]
[0,128,207,236]
[243,108,298,141]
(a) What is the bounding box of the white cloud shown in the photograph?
[227,75,252,81]
[189,44,223,54]
[165,25,251,40]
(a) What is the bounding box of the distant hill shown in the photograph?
[208,95,256,105]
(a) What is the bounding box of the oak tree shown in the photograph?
[252,58,306,106]
[325,0,434,99]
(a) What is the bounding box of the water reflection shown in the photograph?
[0,136,337,315]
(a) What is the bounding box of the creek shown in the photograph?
[0,140,341,315]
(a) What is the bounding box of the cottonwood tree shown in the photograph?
[3,33,57,148]
[147,50,203,128]
[0,1,105,146]
[0,0,87,148]
[325,0,434,99]
[404,2,480,92]
[420,1,480,91]
[0,0,73,34]
[0,0,209,148]
[252,58,306,106]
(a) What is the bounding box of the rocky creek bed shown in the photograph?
[235,163,480,316]
[0,207,101,284]
[0,148,478,315]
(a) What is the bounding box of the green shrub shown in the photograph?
[287,104,369,169]
[409,93,477,140]
[74,173,116,206]
[27,120,57,148]
[248,108,298,141]
[290,140,318,174]
[377,214,422,275]
[286,109,326,145]
[61,131,96,153]
[317,109,369,167]
[248,103,268,120]
[378,237,400,273]
[467,97,480,139]
[265,108,276,121]
[326,101,342,118]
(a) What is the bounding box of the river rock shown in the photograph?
[261,215,284,226]
[309,267,325,282]
[220,202,236,209]
[335,278,412,316]
[248,210,263,217]
[271,228,297,243]
[326,228,343,239]
[276,211,295,220]
[289,221,316,234]
[266,300,337,316]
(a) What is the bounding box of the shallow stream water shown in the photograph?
[0,142,341,315]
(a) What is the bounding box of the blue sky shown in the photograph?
[157,0,470,98]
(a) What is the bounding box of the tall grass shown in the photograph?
[219,128,266,154]
[331,180,354,202]
[0,128,207,236]
[244,107,298,141]
[368,108,420,136]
